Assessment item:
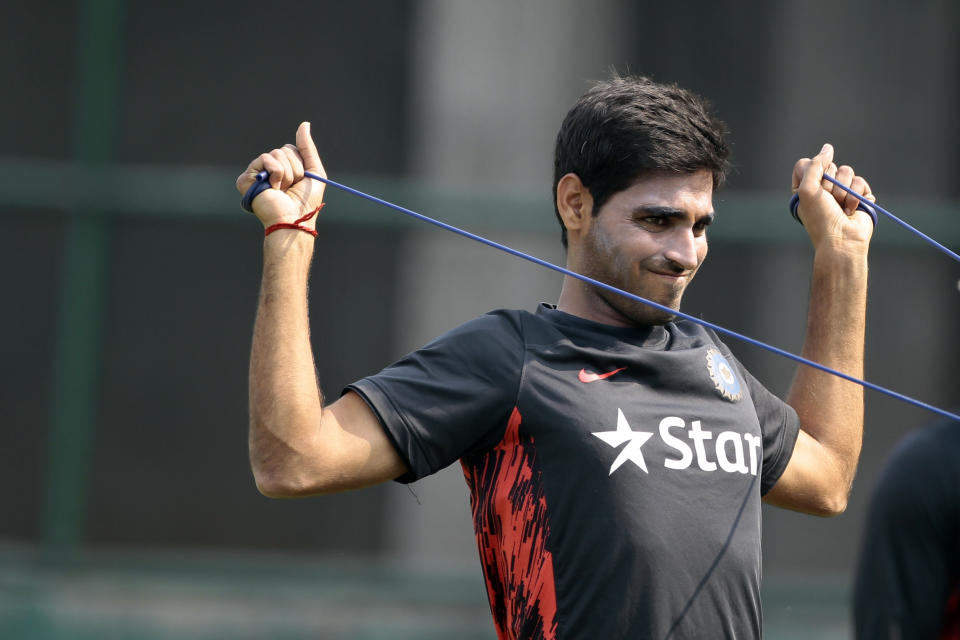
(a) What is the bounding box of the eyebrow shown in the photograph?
[633,206,716,223]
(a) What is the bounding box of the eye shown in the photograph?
[635,216,670,232]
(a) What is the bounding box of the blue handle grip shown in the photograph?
[241,170,272,213]
[789,189,877,226]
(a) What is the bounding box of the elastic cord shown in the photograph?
[815,175,960,262]
[241,170,959,423]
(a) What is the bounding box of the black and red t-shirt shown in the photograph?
[347,304,800,639]
[854,415,960,639]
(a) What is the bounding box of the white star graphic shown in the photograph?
[591,408,654,475]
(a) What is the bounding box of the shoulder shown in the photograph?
[864,416,960,538]
[401,308,537,375]
[439,305,591,349]
[876,416,960,491]
[422,308,528,350]
[892,415,960,459]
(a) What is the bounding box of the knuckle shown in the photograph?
[799,183,819,197]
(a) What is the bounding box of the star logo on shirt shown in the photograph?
[591,408,654,475]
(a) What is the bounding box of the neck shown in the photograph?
[557,275,634,328]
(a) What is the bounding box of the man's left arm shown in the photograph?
[764,143,874,516]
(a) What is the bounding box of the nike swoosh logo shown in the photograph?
[578,367,627,383]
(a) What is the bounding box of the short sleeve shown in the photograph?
[732,358,800,495]
[345,310,525,483]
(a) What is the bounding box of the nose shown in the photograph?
[662,228,701,272]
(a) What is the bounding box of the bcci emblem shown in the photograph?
[706,348,742,402]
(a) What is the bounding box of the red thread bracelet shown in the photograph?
[264,204,326,237]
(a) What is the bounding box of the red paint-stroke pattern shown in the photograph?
[462,407,558,640]
[942,581,960,640]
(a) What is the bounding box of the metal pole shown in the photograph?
[42,0,125,550]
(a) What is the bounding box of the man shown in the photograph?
[853,414,960,639]
[236,75,875,638]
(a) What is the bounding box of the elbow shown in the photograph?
[249,422,337,498]
[812,498,848,518]
[253,470,299,498]
[815,464,857,517]
[252,465,289,498]
[252,463,337,498]
[805,448,859,517]
[767,483,850,517]
[807,488,850,517]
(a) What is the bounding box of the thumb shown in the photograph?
[800,143,834,196]
[811,142,834,175]
[296,121,326,177]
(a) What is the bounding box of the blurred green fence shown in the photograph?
[1,543,852,640]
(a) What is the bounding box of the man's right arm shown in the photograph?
[238,122,409,497]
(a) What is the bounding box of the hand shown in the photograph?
[235,122,327,231]
[791,143,875,253]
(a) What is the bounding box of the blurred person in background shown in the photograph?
[236,74,876,639]
[854,413,960,639]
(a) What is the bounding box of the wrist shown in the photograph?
[811,238,870,263]
[263,204,325,238]
[263,227,317,266]
[264,225,316,244]
[810,247,869,302]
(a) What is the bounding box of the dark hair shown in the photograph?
[552,74,730,247]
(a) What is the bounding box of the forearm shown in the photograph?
[787,247,868,495]
[249,232,324,494]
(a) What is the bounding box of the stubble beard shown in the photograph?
[596,283,682,327]
[583,242,687,327]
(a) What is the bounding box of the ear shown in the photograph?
[556,173,594,242]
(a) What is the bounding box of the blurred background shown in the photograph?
[2,1,958,638]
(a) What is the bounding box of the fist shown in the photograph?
[791,143,875,251]
[236,122,327,230]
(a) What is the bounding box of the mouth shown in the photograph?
[649,269,688,282]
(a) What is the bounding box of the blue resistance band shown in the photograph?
[242,170,959,423]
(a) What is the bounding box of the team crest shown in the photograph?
[706,348,742,402]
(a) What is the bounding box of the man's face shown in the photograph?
[575,169,715,326]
